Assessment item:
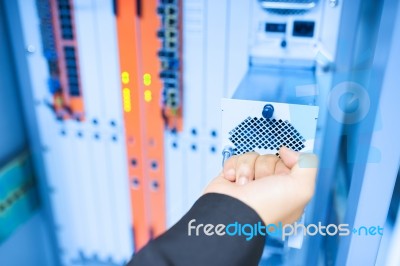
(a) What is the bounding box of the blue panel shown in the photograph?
[336,0,400,264]
[1,0,62,264]
[0,0,28,165]
[0,2,53,264]
[0,212,54,266]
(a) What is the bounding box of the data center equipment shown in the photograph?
[221,99,318,156]
[2,0,342,264]
[1,0,400,265]
[251,0,325,68]
[157,0,184,131]
[37,0,85,120]
[1,0,342,264]
[7,0,133,264]
[115,0,167,250]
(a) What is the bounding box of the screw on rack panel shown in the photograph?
[222,146,234,166]
[329,0,339,7]
[262,104,274,119]
[280,39,287,48]
[26,45,36,53]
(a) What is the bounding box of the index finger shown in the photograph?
[223,155,239,182]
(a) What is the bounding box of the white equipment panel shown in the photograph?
[16,0,133,264]
[222,98,318,155]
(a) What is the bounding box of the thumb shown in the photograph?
[279,146,299,168]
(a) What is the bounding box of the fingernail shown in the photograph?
[238,176,248,185]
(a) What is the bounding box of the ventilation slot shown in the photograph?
[229,117,305,155]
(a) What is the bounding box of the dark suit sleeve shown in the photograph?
[127,193,266,266]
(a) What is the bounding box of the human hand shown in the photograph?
[204,147,318,225]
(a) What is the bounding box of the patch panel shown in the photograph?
[36,0,84,120]
[157,0,183,131]
[166,87,179,109]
